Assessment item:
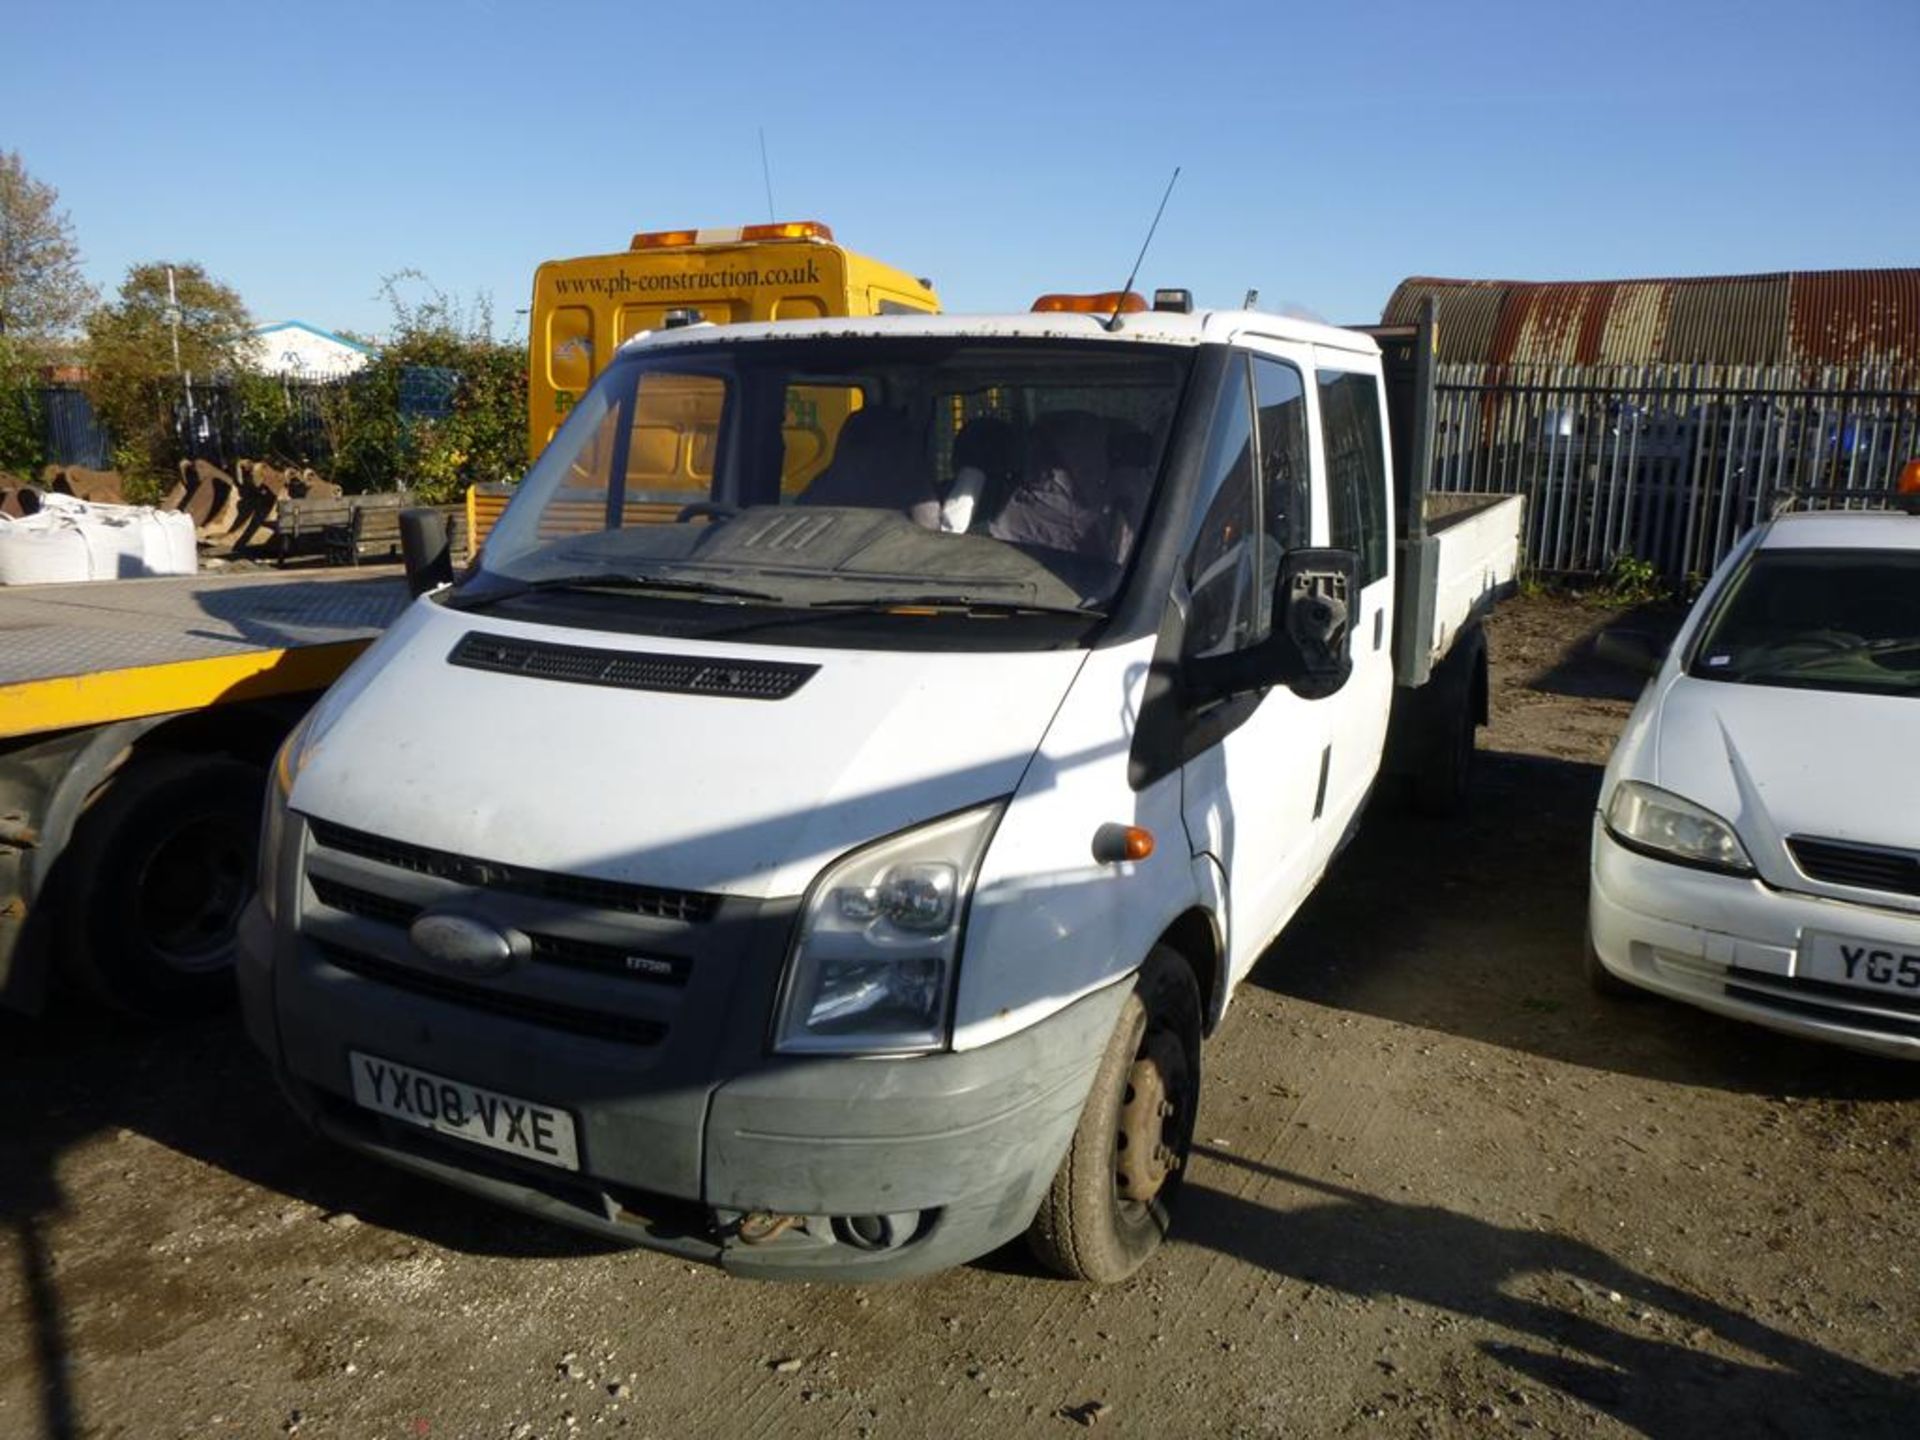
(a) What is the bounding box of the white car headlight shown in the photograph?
[774,801,1004,1056]
[1604,780,1754,875]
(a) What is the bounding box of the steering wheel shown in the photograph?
[676,501,739,524]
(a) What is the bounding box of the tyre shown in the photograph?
[1410,676,1476,818]
[59,752,267,1019]
[1028,946,1202,1284]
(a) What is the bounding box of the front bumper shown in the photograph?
[1588,823,1920,1061]
[238,894,1127,1280]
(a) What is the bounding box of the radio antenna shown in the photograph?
[758,127,777,222]
[1108,165,1181,331]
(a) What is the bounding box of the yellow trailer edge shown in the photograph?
[0,570,408,1017]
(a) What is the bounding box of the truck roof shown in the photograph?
[618,308,1384,358]
[1760,509,1920,552]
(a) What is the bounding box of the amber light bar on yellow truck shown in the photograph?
[630,220,836,250]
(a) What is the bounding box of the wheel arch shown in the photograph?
[1156,906,1226,1037]
[38,698,303,890]
[3,696,310,1013]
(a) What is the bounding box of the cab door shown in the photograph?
[1178,346,1330,985]
[1311,359,1396,846]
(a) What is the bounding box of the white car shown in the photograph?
[1589,509,1920,1059]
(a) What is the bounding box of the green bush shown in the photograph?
[1595,552,1668,607]
[321,276,527,502]
[86,261,253,490]
[9,267,529,501]
[0,343,45,477]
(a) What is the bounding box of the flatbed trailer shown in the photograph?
[0,569,408,1016]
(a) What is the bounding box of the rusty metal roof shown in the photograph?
[1384,270,1920,368]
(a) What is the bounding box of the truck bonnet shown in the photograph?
[287,598,1089,900]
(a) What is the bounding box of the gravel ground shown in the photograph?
[4,593,1917,1440]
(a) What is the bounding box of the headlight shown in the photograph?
[774,801,1004,1055]
[1604,780,1754,875]
[258,715,313,922]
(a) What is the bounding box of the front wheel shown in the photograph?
[1028,946,1202,1283]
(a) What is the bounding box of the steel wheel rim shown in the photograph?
[1114,1025,1189,1216]
[134,813,252,973]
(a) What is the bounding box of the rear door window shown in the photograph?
[1316,369,1389,586]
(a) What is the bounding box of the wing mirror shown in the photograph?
[1593,628,1666,676]
[1186,547,1358,703]
[400,507,454,598]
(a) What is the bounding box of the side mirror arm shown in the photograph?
[1182,636,1287,706]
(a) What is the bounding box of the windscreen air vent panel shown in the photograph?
[448,631,817,701]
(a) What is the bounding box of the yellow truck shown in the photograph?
[473,221,939,550]
[528,220,940,455]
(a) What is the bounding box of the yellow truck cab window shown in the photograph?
[616,302,744,343]
[531,370,727,539]
[546,305,595,410]
[782,383,865,494]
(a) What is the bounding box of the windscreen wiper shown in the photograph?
[450,573,783,609]
[807,594,1106,620]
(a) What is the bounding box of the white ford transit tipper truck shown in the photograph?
[239,294,1522,1282]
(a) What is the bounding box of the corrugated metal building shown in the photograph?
[1380,271,1920,580]
[1384,270,1920,370]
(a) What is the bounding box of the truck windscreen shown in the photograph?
[471,338,1195,615]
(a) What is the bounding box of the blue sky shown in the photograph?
[6,0,1914,339]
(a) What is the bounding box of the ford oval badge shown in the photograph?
[409,913,515,976]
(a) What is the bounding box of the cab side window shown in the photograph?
[1253,358,1310,631]
[1182,356,1258,660]
[1317,369,1389,586]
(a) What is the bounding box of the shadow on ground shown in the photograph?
[0,1006,616,1438]
[1518,598,1686,702]
[1183,1145,1920,1439]
[1252,747,1920,1102]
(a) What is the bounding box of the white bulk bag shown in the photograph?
[0,493,199,584]
[0,511,92,584]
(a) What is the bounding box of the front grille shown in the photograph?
[307,877,689,986]
[1727,969,1920,1041]
[528,933,688,985]
[307,818,719,923]
[449,630,817,701]
[1732,968,1920,1020]
[310,876,418,927]
[1787,837,1920,899]
[317,943,668,1046]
